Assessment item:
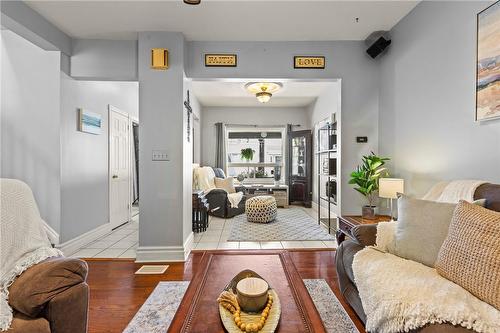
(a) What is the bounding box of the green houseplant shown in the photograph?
[349,152,390,219]
[240,148,255,162]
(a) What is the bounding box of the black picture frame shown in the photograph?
[204,54,237,67]
[293,56,326,69]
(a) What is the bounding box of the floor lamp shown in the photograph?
[379,178,404,221]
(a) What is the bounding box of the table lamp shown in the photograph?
[379,178,404,221]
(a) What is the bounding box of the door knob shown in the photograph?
[112,175,118,179]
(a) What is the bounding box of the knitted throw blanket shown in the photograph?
[352,248,500,333]
[0,179,62,331]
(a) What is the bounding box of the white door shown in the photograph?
[109,106,130,229]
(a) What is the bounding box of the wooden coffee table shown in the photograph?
[168,250,327,332]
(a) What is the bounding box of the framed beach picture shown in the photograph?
[78,109,102,135]
[476,1,500,121]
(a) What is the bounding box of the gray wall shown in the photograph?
[201,106,310,167]
[185,80,202,164]
[138,32,192,258]
[0,1,71,55]
[60,74,138,242]
[187,41,380,215]
[379,1,500,197]
[71,39,138,81]
[1,30,62,233]
[307,82,342,211]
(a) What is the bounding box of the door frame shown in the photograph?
[129,115,139,216]
[108,104,132,229]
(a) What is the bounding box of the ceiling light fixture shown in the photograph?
[245,82,282,103]
[183,0,201,5]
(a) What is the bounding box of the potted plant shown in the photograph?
[240,148,255,162]
[349,152,390,219]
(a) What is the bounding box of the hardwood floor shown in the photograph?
[85,249,365,333]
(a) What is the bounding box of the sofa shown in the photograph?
[7,256,89,333]
[194,166,246,218]
[335,183,500,333]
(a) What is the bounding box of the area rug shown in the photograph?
[227,207,335,241]
[122,281,189,333]
[304,279,360,333]
[123,279,359,333]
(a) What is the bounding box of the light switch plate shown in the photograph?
[152,150,169,161]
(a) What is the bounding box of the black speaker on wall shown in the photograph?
[365,31,391,59]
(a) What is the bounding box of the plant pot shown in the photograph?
[362,205,377,220]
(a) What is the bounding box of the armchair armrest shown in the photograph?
[350,224,378,247]
[8,257,88,319]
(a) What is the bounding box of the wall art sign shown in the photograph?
[78,109,102,135]
[184,90,193,142]
[294,56,325,69]
[476,1,500,121]
[205,54,237,67]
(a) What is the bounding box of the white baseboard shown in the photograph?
[42,220,60,245]
[136,232,194,263]
[57,223,112,256]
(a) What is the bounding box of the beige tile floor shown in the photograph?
[70,206,336,258]
[70,214,139,258]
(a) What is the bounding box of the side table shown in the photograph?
[336,215,391,245]
[192,190,209,233]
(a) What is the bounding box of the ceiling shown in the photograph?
[25,1,419,41]
[190,80,339,107]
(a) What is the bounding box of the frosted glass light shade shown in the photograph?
[379,178,404,199]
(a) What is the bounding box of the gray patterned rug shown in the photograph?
[123,281,189,333]
[123,279,359,333]
[304,279,360,333]
[227,207,335,241]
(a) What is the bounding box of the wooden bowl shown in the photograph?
[236,277,269,312]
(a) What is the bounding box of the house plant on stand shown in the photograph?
[349,152,390,219]
[240,148,255,181]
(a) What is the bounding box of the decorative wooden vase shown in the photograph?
[236,277,269,313]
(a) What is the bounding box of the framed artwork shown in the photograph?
[476,1,500,121]
[78,109,102,135]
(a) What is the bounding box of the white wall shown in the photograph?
[1,30,62,233]
[379,1,500,197]
[60,74,138,242]
[201,106,310,167]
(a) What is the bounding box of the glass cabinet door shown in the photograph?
[292,136,306,177]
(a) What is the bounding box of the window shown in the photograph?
[225,127,285,183]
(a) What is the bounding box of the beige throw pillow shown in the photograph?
[214,177,236,194]
[436,201,500,310]
[387,195,458,267]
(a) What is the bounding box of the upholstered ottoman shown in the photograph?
[245,196,277,223]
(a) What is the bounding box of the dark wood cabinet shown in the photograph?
[288,130,312,207]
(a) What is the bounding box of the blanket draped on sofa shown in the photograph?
[0,179,62,331]
[352,247,500,333]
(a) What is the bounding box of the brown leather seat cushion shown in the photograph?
[8,257,88,317]
[10,312,50,333]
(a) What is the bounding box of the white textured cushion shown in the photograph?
[214,177,236,194]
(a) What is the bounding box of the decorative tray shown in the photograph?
[219,270,281,333]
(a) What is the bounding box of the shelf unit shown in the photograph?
[316,119,338,233]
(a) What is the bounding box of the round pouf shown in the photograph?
[245,196,277,223]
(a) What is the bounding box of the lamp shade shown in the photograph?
[379,178,404,199]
